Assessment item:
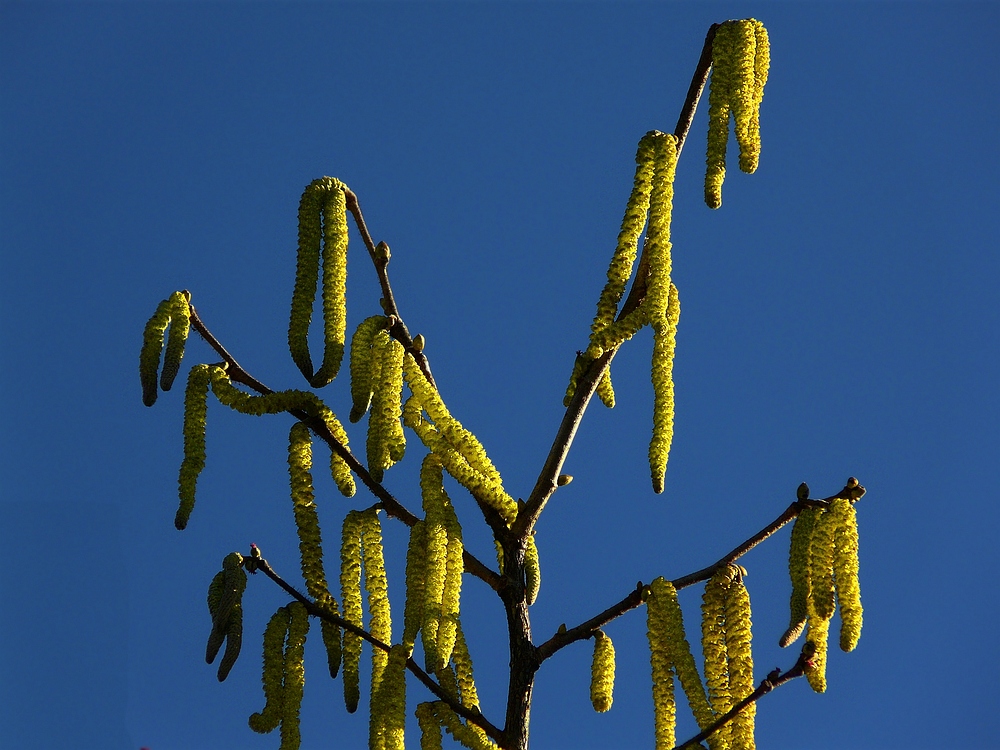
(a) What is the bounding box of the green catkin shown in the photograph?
[804,616,830,694]
[563,353,587,408]
[646,578,677,750]
[780,507,820,648]
[288,177,350,388]
[748,21,770,173]
[702,570,732,749]
[249,607,292,735]
[416,702,444,750]
[208,553,247,680]
[176,364,211,529]
[371,644,408,750]
[595,366,616,408]
[429,702,500,750]
[809,506,838,622]
[725,575,755,750]
[402,521,429,652]
[590,630,616,712]
[524,534,541,606]
[341,510,365,713]
[831,498,863,652]
[649,283,680,494]
[217,601,243,682]
[451,621,481,711]
[350,315,388,423]
[438,505,465,671]
[160,291,191,392]
[281,602,310,750]
[367,330,406,481]
[361,508,393,701]
[139,296,173,406]
[420,455,453,672]
[206,571,227,663]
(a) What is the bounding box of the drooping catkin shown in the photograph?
[705,22,735,209]
[249,606,292,735]
[280,602,310,750]
[367,330,406,481]
[590,630,616,712]
[288,177,350,388]
[217,601,244,682]
[420,454,462,672]
[780,507,819,648]
[649,283,680,494]
[524,534,541,606]
[160,291,191,392]
[370,644,408,750]
[427,702,500,750]
[831,498,863,652]
[646,578,677,750]
[139,291,191,406]
[341,509,364,713]
[725,574,755,750]
[402,520,429,652]
[809,505,838,622]
[176,364,211,529]
[804,615,830,694]
[702,569,732,749]
[349,315,388,422]
[451,620,481,711]
[361,509,393,702]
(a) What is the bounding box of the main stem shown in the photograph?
[499,537,540,750]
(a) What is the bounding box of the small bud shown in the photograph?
[412,334,425,353]
[797,482,810,501]
[557,623,567,634]
[557,474,573,486]
[846,476,859,489]
[375,241,391,264]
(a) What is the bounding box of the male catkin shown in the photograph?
[590,630,616,713]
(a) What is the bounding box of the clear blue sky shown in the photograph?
[2,2,998,749]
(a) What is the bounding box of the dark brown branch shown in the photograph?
[253,555,505,743]
[673,24,719,157]
[674,648,812,750]
[536,480,865,663]
[187,303,502,592]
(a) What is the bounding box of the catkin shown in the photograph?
[804,616,830,694]
[702,569,732,749]
[176,364,211,529]
[349,315,388,423]
[590,630,616,712]
[428,702,500,750]
[451,621,481,711]
[217,601,243,682]
[831,498,863,652]
[341,510,364,713]
[646,578,677,750]
[403,521,429,651]
[705,22,735,209]
[725,575,755,750]
[367,330,406,481]
[249,606,292,734]
[371,644,408,750]
[140,291,190,406]
[809,506,838,622]
[420,455,455,672]
[649,283,680,494]
[288,177,350,388]
[281,602,310,750]
[160,291,191,392]
[524,534,541,606]
[780,507,819,648]
[361,509,393,701]
[416,702,444,750]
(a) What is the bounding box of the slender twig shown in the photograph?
[674,649,812,750]
[673,24,719,157]
[187,303,502,591]
[253,555,506,743]
[536,480,865,662]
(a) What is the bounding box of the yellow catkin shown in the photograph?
[249,606,292,734]
[702,570,732,749]
[804,615,830,694]
[780,507,819,648]
[809,506,838,622]
[595,366,616,408]
[590,630,616,712]
[402,521,429,652]
[831,498,863,652]
[649,283,680,494]
[281,602,310,750]
[367,330,406,481]
[725,575,755,750]
[451,621,481,711]
[350,315,388,423]
[429,702,500,750]
[160,291,191,392]
[646,578,678,750]
[524,534,541,606]
[420,455,453,672]
[139,296,173,406]
[747,21,770,172]
[362,508,393,705]
[289,177,350,388]
[371,643,408,750]
[341,509,364,713]
[416,702,444,750]
[730,20,757,175]
[176,364,211,529]
[563,353,587,408]
[705,22,735,209]
[438,506,465,671]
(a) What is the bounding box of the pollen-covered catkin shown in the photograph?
[416,702,444,750]
[804,615,830,694]
[361,508,393,697]
[595,366,616,408]
[702,569,732,748]
[420,455,453,672]
[341,510,364,713]
[649,283,680,494]
[646,578,678,750]
[809,506,838,622]
[452,621,481,711]
[725,574,755,750]
[744,20,770,174]
[524,534,541,606]
[139,296,173,406]
[249,606,292,735]
[217,601,243,681]
[176,364,211,529]
[287,423,328,599]
[281,602,310,750]
[781,507,819,647]
[590,630,616,712]
[289,177,350,387]
[371,644,408,750]
[705,22,735,209]
[429,702,500,750]
[367,330,406,481]
[830,498,863,652]
[160,291,191,392]
[349,315,387,422]
[402,521,428,651]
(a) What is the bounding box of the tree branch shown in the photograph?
[252,554,506,743]
[187,303,502,591]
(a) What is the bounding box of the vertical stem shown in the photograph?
[499,538,540,750]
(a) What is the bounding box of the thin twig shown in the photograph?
[187,303,502,591]
[253,555,506,743]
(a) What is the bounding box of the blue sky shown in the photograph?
[2,2,998,749]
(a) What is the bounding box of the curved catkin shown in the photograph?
[349,315,387,422]
[780,507,819,648]
[524,534,541,606]
[205,570,227,663]
[730,20,758,175]
[430,702,500,750]
[725,576,755,750]
[281,602,310,750]
[139,295,174,406]
[705,21,735,208]
[249,606,292,735]
[590,630,616,713]
[804,616,830,694]
[289,177,350,388]
[646,578,677,750]
[452,621,481,710]
[340,510,364,713]
[160,291,191,392]
[176,364,211,529]
[809,506,838,622]
[831,498,863,652]
[217,602,243,682]
[649,283,680,494]
[287,423,329,600]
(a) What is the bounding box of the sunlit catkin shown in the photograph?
[416,702,444,750]
[809,506,838,622]
[649,283,680,494]
[702,569,732,748]
[780,506,819,648]
[349,315,388,422]
[646,578,678,750]
[160,291,191,392]
[420,455,456,672]
[367,330,406,481]
[288,177,350,388]
[371,644,408,750]
[725,573,755,750]
[281,602,310,750]
[705,21,735,209]
[452,621,481,711]
[831,498,863,652]
[341,510,364,713]
[140,296,173,406]
[402,521,428,651]
[804,616,830,694]
[249,606,292,735]
[590,630,616,712]
[524,534,541,606]
[429,702,500,750]
[361,508,393,699]
[176,364,211,530]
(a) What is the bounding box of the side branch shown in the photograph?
[254,556,505,743]
[187,303,502,591]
